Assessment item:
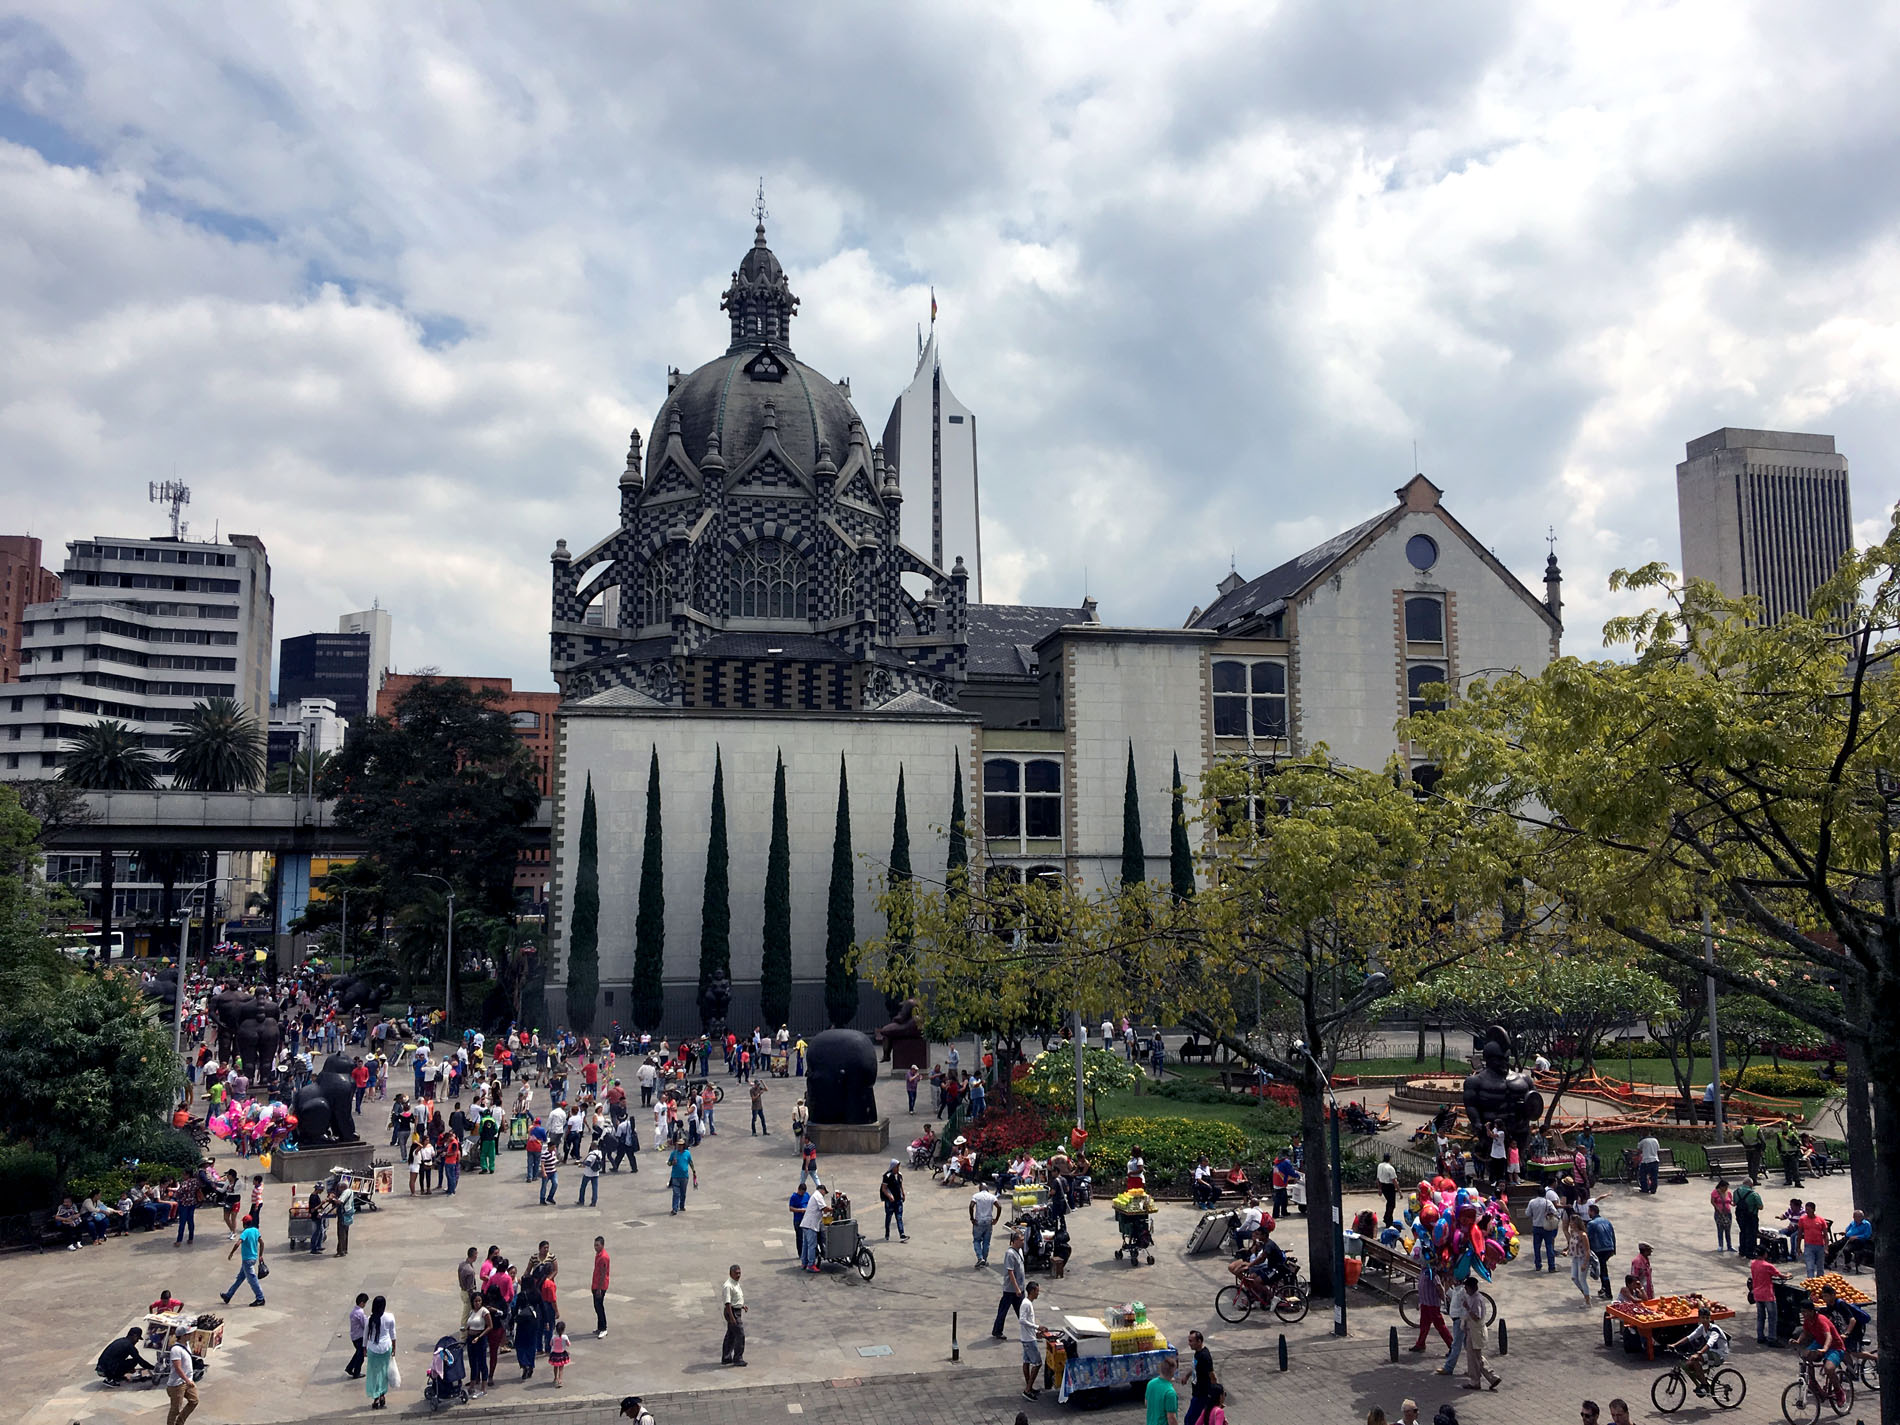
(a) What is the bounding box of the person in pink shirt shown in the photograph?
[1630,1242,1655,1299]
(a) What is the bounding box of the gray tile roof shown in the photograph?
[966,603,1093,676]
[1190,509,1391,631]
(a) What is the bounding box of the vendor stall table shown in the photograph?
[1053,1347,1178,1404]
[1800,1272,1873,1306]
[1604,1295,1735,1360]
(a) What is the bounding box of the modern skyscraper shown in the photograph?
[882,326,983,598]
[278,630,373,721]
[0,531,274,778]
[338,605,393,714]
[1676,428,1853,623]
[0,536,61,683]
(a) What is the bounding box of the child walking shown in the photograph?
[548,1320,571,1388]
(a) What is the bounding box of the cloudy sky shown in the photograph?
[5,2,1900,686]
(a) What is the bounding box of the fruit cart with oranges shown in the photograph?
[1605,1293,1735,1360]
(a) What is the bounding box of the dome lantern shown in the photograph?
[720,217,800,354]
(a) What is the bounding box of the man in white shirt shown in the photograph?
[548,1104,569,1153]
[1018,1281,1049,1400]
[1377,1152,1400,1225]
[1636,1134,1662,1195]
[637,1060,658,1107]
[1100,1018,1114,1049]
[1526,1188,1559,1271]
[800,1186,829,1272]
[165,1338,198,1423]
[970,1182,999,1267]
[720,1264,747,1366]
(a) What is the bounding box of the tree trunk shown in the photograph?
[99,848,114,961]
[1415,1018,1426,1064]
[1865,1036,1900,1425]
[1298,1066,1335,1302]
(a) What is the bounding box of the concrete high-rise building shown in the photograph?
[882,326,982,598]
[1677,428,1853,623]
[338,605,393,714]
[0,536,61,683]
[279,631,373,722]
[0,532,274,778]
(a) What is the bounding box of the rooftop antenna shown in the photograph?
[149,478,191,540]
[752,178,768,229]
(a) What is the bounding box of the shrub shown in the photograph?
[67,1167,137,1204]
[0,1144,58,1216]
[963,1102,1059,1162]
[1723,1066,1827,1097]
[1145,1078,1238,1106]
[1087,1116,1254,1179]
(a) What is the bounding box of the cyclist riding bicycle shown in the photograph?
[1795,1301,1849,1401]
[1821,1283,1871,1362]
[1674,1305,1730,1393]
[1245,1230,1290,1297]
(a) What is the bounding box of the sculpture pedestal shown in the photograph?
[885,1039,930,1076]
[270,1139,374,1184]
[805,1118,890,1155]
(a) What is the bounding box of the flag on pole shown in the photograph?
[930,287,937,324]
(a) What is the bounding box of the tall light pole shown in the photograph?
[416,873,456,1045]
[174,876,227,1055]
[1294,1037,1348,1338]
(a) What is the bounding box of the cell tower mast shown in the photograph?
[149,479,191,539]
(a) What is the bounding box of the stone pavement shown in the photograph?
[13,1056,1867,1425]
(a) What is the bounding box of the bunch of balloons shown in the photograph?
[1401,1177,1519,1282]
[207,1099,299,1152]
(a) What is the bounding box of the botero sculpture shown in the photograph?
[1462,1022,1544,1165]
[291,1052,361,1144]
[698,970,733,1037]
[805,1029,880,1126]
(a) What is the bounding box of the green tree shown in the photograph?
[0,787,70,1006]
[1023,1043,1141,1128]
[267,748,332,794]
[169,697,266,791]
[1120,742,1146,886]
[1410,525,1900,1401]
[322,678,540,917]
[0,968,180,1183]
[1169,752,1195,902]
[760,752,793,1029]
[881,765,916,1015]
[58,720,159,791]
[699,748,730,1000]
[948,761,968,884]
[566,775,601,1034]
[825,754,857,1027]
[632,746,666,1032]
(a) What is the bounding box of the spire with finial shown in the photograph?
[1543,525,1563,623]
[622,428,643,485]
[722,185,798,352]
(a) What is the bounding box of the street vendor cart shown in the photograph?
[1049,1309,1176,1405]
[144,1311,218,1382]
[812,1192,876,1280]
[1112,1188,1158,1266]
[1605,1293,1736,1360]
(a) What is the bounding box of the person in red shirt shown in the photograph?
[1796,1303,1847,1403]
[1798,1204,1831,1278]
[591,1236,611,1339]
[584,1060,600,1094]
[351,1058,370,1113]
[1748,1249,1785,1344]
[441,1132,463,1196]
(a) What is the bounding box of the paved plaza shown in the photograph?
[16,1062,1865,1425]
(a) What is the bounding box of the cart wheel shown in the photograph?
[714,1084,725,1104]
[1146,1253,1155,1265]
[1398,1289,1422,1326]
[856,1247,876,1281]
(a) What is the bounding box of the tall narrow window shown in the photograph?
[834,550,857,617]
[641,559,672,627]
[1404,595,1444,643]
[1407,664,1448,717]
[727,540,808,618]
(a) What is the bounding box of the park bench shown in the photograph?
[0,1208,63,1253]
[1654,1147,1690,1185]
[1356,1237,1420,1300]
[1176,1034,1216,1064]
[1704,1143,1750,1179]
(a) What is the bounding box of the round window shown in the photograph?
[1406,534,1439,571]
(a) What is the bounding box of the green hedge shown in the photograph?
[1085,1117,1257,1179]
[1723,1065,1827,1097]
[0,1145,58,1216]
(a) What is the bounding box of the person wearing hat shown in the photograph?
[880,1158,908,1242]
[620,1396,654,1424]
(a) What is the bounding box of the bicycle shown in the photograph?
[1781,1353,1854,1423]
[1851,1346,1880,1393]
[1650,1347,1746,1413]
[1215,1256,1311,1325]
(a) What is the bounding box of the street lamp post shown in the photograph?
[417,874,456,1045]
[1294,1037,1348,1338]
[174,877,227,1056]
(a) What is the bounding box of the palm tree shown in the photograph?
[58,720,160,791]
[170,698,266,792]
[58,719,160,969]
[266,748,333,794]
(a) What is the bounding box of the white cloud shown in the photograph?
[2,2,1900,682]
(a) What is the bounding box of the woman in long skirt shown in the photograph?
[363,1296,396,1408]
[514,1301,539,1379]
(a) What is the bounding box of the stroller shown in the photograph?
[424,1335,470,1410]
[1018,1205,1058,1273]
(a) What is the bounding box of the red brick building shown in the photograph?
[378,673,560,901]
[0,536,61,684]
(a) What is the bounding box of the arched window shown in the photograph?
[834,550,857,617]
[727,539,808,619]
[1407,663,1448,717]
[1404,595,1444,643]
[641,558,672,628]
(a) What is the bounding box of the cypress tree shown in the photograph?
[1169,752,1196,902]
[1120,740,1146,886]
[699,746,731,998]
[947,759,968,886]
[760,751,793,1029]
[565,774,601,1032]
[824,753,857,1027]
[885,765,914,1010]
[631,745,665,1031]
